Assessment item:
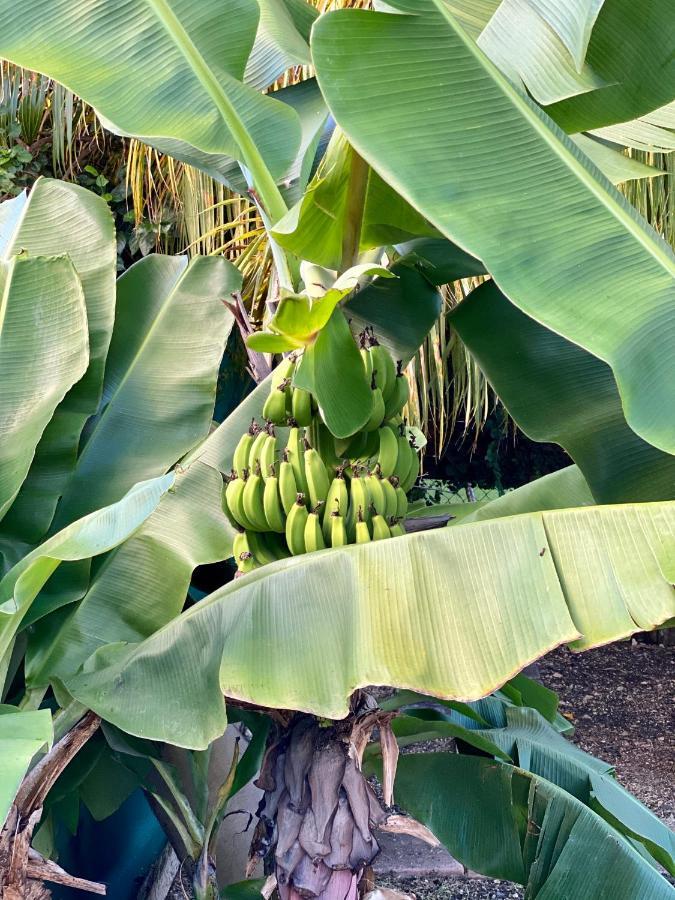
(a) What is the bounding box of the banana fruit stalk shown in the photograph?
[250,717,385,898]
[228,338,423,573]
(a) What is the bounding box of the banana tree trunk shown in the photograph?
[248,706,390,900]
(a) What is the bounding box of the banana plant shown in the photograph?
[0,1,673,898]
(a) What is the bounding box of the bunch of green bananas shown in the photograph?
[225,337,422,575]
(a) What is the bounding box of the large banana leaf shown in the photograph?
[25,462,232,688]
[478,707,674,873]
[245,0,317,91]
[65,500,674,748]
[0,179,116,547]
[311,3,675,456]
[451,281,675,504]
[51,255,236,529]
[0,708,52,829]
[525,0,605,71]
[544,0,675,132]
[0,255,88,526]
[0,474,173,691]
[392,753,675,897]
[0,0,300,221]
[476,0,608,105]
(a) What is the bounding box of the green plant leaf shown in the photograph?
[0,0,298,221]
[458,466,595,524]
[590,118,675,153]
[312,3,675,455]
[52,255,237,529]
[387,713,513,760]
[544,0,675,132]
[0,255,88,528]
[272,130,438,269]
[451,281,675,504]
[480,707,675,873]
[25,461,232,686]
[294,310,371,438]
[0,179,116,548]
[0,708,52,829]
[245,0,316,90]
[0,474,173,692]
[570,133,664,183]
[525,0,605,72]
[392,753,674,896]
[65,501,674,748]
[477,0,608,105]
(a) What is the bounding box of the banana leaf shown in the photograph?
[0,708,53,829]
[451,281,675,504]
[0,474,172,693]
[0,179,116,548]
[64,500,674,748]
[0,0,300,221]
[0,255,88,528]
[392,753,675,897]
[311,3,675,456]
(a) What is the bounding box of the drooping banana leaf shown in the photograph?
[524,0,605,72]
[569,134,664,184]
[0,255,88,527]
[0,707,53,829]
[475,707,675,873]
[392,753,675,897]
[311,3,675,456]
[450,281,675,504]
[0,0,300,221]
[25,462,232,687]
[0,474,173,691]
[245,0,317,91]
[65,500,674,748]
[0,179,116,548]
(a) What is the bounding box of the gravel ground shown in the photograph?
[380,640,674,899]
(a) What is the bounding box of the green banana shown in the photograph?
[355,508,371,544]
[260,429,278,482]
[389,518,406,538]
[233,532,258,574]
[304,504,326,553]
[346,470,370,540]
[391,476,408,519]
[329,510,348,548]
[263,379,290,425]
[364,372,385,432]
[248,425,269,472]
[384,360,410,420]
[278,451,298,516]
[242,464,269,532]
[371,514,391,541]
[263,465,286,533]
[393,425,414,486]
[271,354,296,389]
[369,333,396,403]
[365,469,386,517]
[359,330,373,381]
[380,474,399,520]
[226,474,256,531]
[233,421,258,479]
[286,426,308,497]
[304,445,330,510]
[246,530,278,566]
[291,385,313,427]
[376,426,398,478]
[324,468,349,542]
[401,444,420,493]
[285,493,309,556]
